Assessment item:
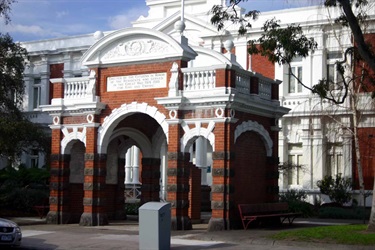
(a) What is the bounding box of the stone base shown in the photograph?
[46,211,72,224]
[79,212,108,226]
[171,216,192,230]
[201,185,211,212]
[207,218,226,231]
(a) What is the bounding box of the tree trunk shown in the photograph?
[339,0,375,72]
[368,176,375,231]
[351,94,366,205]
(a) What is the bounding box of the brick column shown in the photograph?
[141,158,161,203]
[46,128,72,224]
[79,126,108,226]
[47,154,71,224]
[189,166,202,223]
[79,153,108,226]
[167,152,192,230]
[208,151,234,231]
[208,122,235,231]
[114,157,126,219]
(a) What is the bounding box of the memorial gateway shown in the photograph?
[13,0,375,230]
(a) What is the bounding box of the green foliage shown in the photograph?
[0,165,50,213]
[210,1,259,35]
[279,189,307,202]
[125,203,140,215]
[0,33,50,163]
[0,0,17,24]
[248,19,317,65]
[0,116,50,162]
[0,33,27,113]
[317,174,353,206]
[279,189,315,217]
[270,224,375,245]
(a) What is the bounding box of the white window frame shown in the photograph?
[326,144,343,177]
[326,51,344,91]
[286,143,303,187]
[287,57,303,94]
[32,78,41,110]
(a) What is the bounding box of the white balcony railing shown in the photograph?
[63,70,96,103]
[182,68,216,91]
[64,78,90,99]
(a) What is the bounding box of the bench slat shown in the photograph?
[238,203,301,230]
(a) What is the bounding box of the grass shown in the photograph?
[270,224,375,245]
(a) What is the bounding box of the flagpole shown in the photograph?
[181,0,184,22]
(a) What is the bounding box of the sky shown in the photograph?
[0,0,320,42]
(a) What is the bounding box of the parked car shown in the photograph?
[0,218,22,247]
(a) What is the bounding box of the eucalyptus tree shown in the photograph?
[0,0,49,165]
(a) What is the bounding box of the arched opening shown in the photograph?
[68,140,85,223]
[185,136,213,224]
[234,131,268,205]
[101,112,167,222]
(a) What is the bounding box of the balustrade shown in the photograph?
[64,78,90,99]
[235,70,273,101]
[235,72,251,94]
[258,77,272,100]
[182,69,216,91]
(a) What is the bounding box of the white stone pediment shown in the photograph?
[101,38,171,60]
[81,27,197,67]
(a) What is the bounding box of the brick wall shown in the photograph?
[248,45,275,79]
[356,128,375,190]
[353,33,375,190]
[97,62,176,123]
[49,63,64,103]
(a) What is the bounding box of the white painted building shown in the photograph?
[16,0,375,205]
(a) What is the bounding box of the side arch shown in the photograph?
[180,121,215,152]
[234,121,273,156]
[97,102,168,155]
[61,126,87,154]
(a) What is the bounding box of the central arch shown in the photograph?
[97,102,168,154]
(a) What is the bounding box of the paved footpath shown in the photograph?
[8,217,374,250]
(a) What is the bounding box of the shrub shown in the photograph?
[0,165,50,213]
[125,203,140,215]
[319,206,370,220]
[316,174,352,206]
[280,189,307,202]
[279,189,315,217]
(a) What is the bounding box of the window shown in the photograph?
[288,57,303,94]
[326,144,342,177]
[33,78,41,109]
[327,52,344,90]
[288,66,303,93]
[287,144,303,186]
[30,149,39,168]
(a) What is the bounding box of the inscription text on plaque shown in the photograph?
[107,73,167,92]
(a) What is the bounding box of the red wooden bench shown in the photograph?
[238,203,301,230]
[33,205,49,219]
[33,198,50,219]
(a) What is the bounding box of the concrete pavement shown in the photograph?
[6,216,374,249]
